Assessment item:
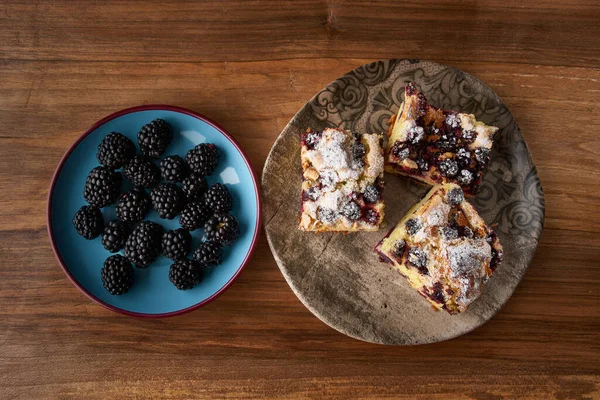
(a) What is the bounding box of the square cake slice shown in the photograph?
[375,184,503,314]
[299,127,385,232]
[385,82,499,195]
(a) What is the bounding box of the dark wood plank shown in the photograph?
[0,0,599,398]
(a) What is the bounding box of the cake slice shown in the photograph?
[299,127,385,232]
[375,183,503,314]
[385,82,499,196]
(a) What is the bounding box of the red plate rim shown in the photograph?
[46,105,262,318]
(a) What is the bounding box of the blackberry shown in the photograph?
[442,226,459,241]
[124,221,163,268]
[341,201,361,221]
[181,172,208,202]
[161,228,192,260]
[193,240,222,266]
[204,183,233,214]
[101,254,134,295]
[73,205,104,240]
[407,247,428,272]
[405,218,421,235]
[416,158,429,171]
[123,155,160,188]
[407,126,425,144]
[439,159,459,177]
[138,118,173,158]
[392,239,406,259]
[169,259,203,290]
[317,208,337,225]
[363,185,381,204]
[204,213,239,245]
[101,220,129,253]
[363,208,380,225]
[151,183,184,220]
[186,143,219,176]
[160,155,188,183]
[96,132,135,169]
[456,148,471,167]
[457,169,474,186]
[83,166,122,208]
[301,130,322,150]
[351,142,366,164]
[461,129,477,144]
[475,148,491,165]
[116,188,151,223]
[302,187,321,202]
[179,201,211,231]
[446,187,465,205]
[391,142,410,160]
[437,136,457,152]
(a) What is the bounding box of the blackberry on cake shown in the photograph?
[161,228,192,260]
[101,254,134,295]
[375,183,503,314]
[384,82,499,195]
[169,259,204,290]
[115,187,151,223]
[101,220,129,253]
[186,143,219,176]
[150,182,184,220]
[138,118,173,158]
[181,172,208,202]
[299,127,385,232]
[96,132,136,169]
[160,155,188,183]
[83,166,122,208]
[204,183,233,214]
[179,201,211,231]
[193,240,222,266]
[123,221,163,268]
[123,155,160,188]
[204,213,239,245]
[73,205,104,240]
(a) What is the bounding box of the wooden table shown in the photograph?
[1,1,599,398]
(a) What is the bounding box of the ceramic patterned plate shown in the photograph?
[48,105,260,318]
[262,60,544,345]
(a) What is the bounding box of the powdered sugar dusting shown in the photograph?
[447,238,491,278]
[427,203,450,226]
[302,128,384,226]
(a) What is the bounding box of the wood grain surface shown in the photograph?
[0,1,599,399]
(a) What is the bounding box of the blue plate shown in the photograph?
[47,105,261,317]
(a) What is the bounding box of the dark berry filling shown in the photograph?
[363,208,380,225]
[302,187,321,202]
[352,142,366,160]
[490,248,503,271]
[428,282,446,304]
[302,130,322,150]
[461,129,477,144]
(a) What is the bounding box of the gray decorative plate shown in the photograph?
[262,60,544,345]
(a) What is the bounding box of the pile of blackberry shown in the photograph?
[72,119,241,295]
